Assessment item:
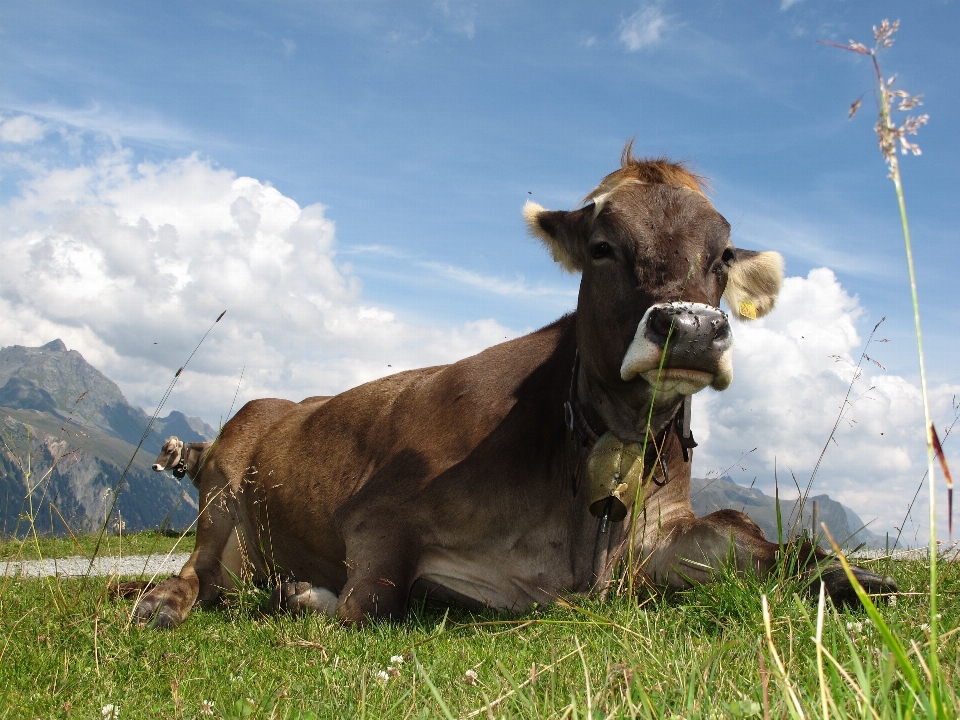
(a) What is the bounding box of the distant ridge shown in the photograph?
[690,476,887,549]
[0,339,216,536]
[0,339,215,454]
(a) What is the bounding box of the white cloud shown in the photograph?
[5,103,194,145]
[780,0,803,9]
[420,261,577,299]
[434,0,477,40]
[0,138,518,430]
[692,268,959,540]
[0,115,46,143]
[281,39,297,57]
[619,4,667,52]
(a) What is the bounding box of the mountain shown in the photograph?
[0,340,215,454]
[0,340,216,536]
[690,476,889,549]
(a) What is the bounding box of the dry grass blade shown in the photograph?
[575,636,593,720]
[761,595,805,719]
[931,423,954,539]
[463,647,581,719]
[816,644,882,720]
[758,647,770,720]
[814,582,829,720]
[553,596,653,645]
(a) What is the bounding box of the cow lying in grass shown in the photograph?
[134,146,896,629]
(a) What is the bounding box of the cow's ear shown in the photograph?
[723,250,783,320]
[523,201,592,273]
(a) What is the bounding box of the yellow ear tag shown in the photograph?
[738,298,758,320]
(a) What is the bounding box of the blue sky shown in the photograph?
[0,0,957,538]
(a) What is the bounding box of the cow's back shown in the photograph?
[206,398,298,484]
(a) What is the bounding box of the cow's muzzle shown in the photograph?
[620,302,733,394]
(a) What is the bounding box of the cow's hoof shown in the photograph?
[268,579,338,617]
[266,577,300,613]
[816,563,898,608]
[108,580,156,600]
[290,585,339,616]
[132,594,183,629]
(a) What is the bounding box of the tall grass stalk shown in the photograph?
[87,309,226,570]
[824,19,945,706]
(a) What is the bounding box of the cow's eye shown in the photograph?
[721,248,737,266]
[590,242,612,260]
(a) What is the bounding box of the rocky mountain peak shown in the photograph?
[0,340,215,453]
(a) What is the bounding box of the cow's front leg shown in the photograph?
[133,479,237,628]
[642,509,774,584]
[642,509,897,602]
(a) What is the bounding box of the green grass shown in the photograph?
[0,551,957,718]
[0,530,195,562]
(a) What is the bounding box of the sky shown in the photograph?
[0,0,957,541]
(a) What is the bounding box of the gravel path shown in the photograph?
[849,546,959,561]
[3,547,955,580]
[3,553,190,578]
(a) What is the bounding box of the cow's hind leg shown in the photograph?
[133,477,237,629]
[335,527,419,625]
[643,509,897,602]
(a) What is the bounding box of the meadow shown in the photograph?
[0,536,957,719]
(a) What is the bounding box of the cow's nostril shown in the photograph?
[714,321,731,342]
[648,308,673,341]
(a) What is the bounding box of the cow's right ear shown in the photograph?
[523,201,592,273]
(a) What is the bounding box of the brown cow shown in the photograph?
[134,147,895,628]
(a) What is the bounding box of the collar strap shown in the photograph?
[564,349,603,447]
[677,394,698,462]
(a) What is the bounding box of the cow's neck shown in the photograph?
[575,364,683,444]
[178,443,200,480]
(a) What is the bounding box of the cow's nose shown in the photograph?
[643,302,731,353]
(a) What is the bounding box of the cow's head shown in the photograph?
[525,145,783,442]
[153,436,183,472]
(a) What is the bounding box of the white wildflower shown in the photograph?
[464,669,479,686]
[921,623,930,632]
[200,700,215,716]
[101,705,119,719]
[376,669,391,684]
[390,655,405,665]
[846,621,863,633]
